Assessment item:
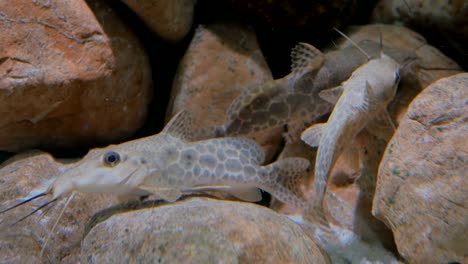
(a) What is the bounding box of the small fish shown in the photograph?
[301,31,401,224]
[0,110,310,255]
[195,40,410,143]
[44,110,310,207]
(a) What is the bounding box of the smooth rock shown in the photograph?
[373,73,468,263]
[0,152,120,263]
[0,0,152,152]
[81,198,328,263]
[167,23,282,160]
[121,0,195,41]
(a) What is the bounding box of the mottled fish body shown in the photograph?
[49,111,309,208]
[301,52,401,223]
[195,41,411,142]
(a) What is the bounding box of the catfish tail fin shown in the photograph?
[262,157,310,208]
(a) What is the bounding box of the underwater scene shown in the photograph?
[0,0,466,263]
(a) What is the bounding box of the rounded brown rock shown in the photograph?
[0,0,152,152]
[168,23,282,161]
[81,198,328,263]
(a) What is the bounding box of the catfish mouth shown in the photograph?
[51,158,143,195]
[117,166,140,186]
[0,161,143,226]
[80,164,143,195]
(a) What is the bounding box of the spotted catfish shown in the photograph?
[301,42,401,224]
[0,110,310,257]
[3,110,310,213]
[195,40,410,143]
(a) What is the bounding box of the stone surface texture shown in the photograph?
[121,0,195,41]
[373,73,468,263]
[371,0,467,67]
[0,152,120,263]
[167,23,282,160]
[0,0,152,152]
[81,198,328,263]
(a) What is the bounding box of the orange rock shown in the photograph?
[0,152,120,263]
[0,0,152,152]
[167,23,282,160]
[121,0,195,41]
[81,198,329,263]
[374,73,468,263]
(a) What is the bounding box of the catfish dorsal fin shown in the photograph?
[290,42,324,74]
[163,110,193,141]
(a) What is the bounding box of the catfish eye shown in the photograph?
[103,151,120,166]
